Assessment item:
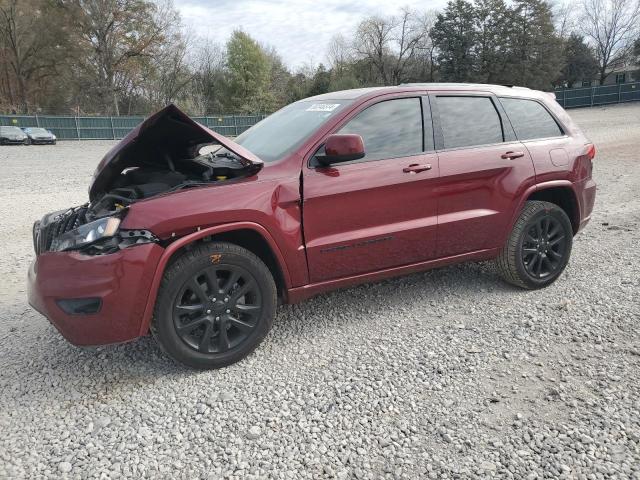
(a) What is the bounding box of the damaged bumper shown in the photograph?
[27,243,163,346]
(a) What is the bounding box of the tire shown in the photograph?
[496,200,573,289]
[151,242,277,369]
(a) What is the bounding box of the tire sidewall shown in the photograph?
[154,246,276,369]
[514,205,573,288]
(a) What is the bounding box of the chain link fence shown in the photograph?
[555,81,640,108]
[0,114,268,140]
[3,83,639,140]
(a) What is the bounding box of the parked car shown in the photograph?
[0,126,28,145]
[28,84,597,369]
[22,127,56,145]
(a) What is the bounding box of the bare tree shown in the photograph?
[66,0,177,114]
[389,8,427,84]
[0,0,66,112]
[581,0,640,83]
[326,33,353,74]
[353,15,395,84]
[353,10,426,85]
[187,39,226,115]
[553,1,577,39]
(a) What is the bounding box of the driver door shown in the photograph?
[302,96,440,283]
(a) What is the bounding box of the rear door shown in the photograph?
[497,96,571,184]
[303,95,440,283]
[431,93,536,257]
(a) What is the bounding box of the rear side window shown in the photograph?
[436,96,503,149]
[500,97,563,140]
[339,97,423,161]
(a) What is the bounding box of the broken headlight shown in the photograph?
[50,216,121,252]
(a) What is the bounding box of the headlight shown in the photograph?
[50,216,121,252]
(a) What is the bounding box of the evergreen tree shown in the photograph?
[226,30,273,113]
[559,34,598,87]
[431,0,477,81]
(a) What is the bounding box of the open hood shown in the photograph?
[89,104,263,202]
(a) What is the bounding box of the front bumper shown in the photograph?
[27,244,163,346]
[2,138,26,144]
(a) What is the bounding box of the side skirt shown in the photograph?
[286,248,499,303]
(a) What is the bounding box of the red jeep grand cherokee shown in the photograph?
[28,84,596,369]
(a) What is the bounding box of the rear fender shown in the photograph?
[506,180,579,239]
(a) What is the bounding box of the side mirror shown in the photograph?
[317,134,365,166]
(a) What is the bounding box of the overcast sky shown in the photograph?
[177,0,447,69]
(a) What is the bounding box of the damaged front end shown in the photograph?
[32,207,157,255]
[33,104,263,256]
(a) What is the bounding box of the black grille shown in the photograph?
[33,206,88,254]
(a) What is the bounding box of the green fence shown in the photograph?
[0,114,268,140]
[555,81,640,108]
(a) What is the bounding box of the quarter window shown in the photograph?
[435,96,504,149]
[500,97,563,140]
[339,98,423,161]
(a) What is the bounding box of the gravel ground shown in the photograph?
[0,103,639,479]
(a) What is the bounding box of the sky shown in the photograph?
[177,0,447,70]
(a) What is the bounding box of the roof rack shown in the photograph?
[399,82,530,89]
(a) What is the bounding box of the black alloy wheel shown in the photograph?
[173,264,262,354]
[152,242,277,369]
[521,215,568,279]
[496,200,573,289]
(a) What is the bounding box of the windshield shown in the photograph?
[233,100,351,162]
[28,128,49,135]
[1,126,23,134]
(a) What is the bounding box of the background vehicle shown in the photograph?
[28,85,596,369]
[22,127,56,145]
[0,126,28,145]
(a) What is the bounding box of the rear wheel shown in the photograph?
[496,200,573,289]
[151,242,277,369]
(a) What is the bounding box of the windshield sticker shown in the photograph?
[306,103,340,112]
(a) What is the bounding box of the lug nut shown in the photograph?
[226,309,230,313]
[224,297,229,302]
[215,316,220,321]
[206,309,211,314]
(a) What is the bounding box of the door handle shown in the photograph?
[403,163,432,173]
[501,151,525,160]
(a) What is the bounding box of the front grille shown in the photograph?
[33,206,88,254]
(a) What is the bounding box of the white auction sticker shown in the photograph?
[306,103,340,112]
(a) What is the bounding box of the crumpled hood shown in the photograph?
[89,104,263,201]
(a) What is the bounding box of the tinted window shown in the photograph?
[436,96,503,149]
[339,98,423,161]
[234,100,350,162]
[500,97,563,140]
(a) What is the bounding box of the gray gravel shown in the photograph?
[1,103,639,479]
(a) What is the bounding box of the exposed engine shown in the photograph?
[89,151,248,217]
[32,104,264,256]
[33,151,252,255]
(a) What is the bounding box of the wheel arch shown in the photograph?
[138,222,291,336]
[526,184,580,234]
[508,181,580,237]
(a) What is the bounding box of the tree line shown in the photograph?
[0,0,638,116]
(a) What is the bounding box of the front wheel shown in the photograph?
[151,242,277,369]
[496,200,573,289]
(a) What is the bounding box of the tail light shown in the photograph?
[585,144,596,160]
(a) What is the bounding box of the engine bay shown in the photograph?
[32,104,264,255]
[88,150,249,218]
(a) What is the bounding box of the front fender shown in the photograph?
[137,221,292,337]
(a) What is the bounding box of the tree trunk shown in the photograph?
[112,90,119,116]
